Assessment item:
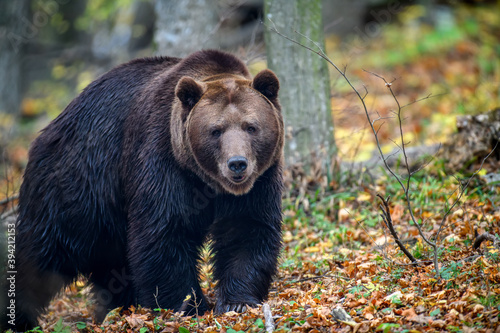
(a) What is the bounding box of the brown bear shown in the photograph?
[2,50,283,332]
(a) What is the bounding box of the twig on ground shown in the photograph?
[457,254,481,264]
[473,232,499,250]
[153,286,161,310]
[262,303,275,333]
[285,272,349,285]
[190,287,201,332]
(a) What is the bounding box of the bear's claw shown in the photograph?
[216,302,257,314]
[228,304,246,313]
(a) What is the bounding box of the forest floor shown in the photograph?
[30,162,500,333]
[2,2,500,333]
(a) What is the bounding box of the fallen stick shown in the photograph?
[262,303,274,333]
[473,232,499,250]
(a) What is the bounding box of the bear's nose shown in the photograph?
[228,156,248,174]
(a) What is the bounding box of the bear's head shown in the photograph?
[171,69,283,195]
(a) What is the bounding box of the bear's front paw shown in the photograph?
[215,302,257,314]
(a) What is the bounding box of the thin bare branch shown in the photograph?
[384,149,402,163]
[377,194,418,265]
[267,21,487,279]
[361,84,369,99]
[409,151,440,176]
[364,70,441,276]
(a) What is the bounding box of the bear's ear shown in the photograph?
[175,76,205,110]
[252,69,280,102]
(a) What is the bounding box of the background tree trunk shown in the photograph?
[264,0,335,166]
[0,0,28,115]
[154,0,219,57]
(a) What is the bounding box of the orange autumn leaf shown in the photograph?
[401,307,418,319]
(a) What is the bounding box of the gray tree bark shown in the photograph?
[264,0,335,166]
[0,0,29,114]
[154,0,220,57]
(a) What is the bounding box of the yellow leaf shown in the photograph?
[488,248,499,255]
[319,241,333,249]
[357,192,371,201]
[304,246,320,253]
[103,307,122,324]
[481,258,492,267]
[363,282,381,292]
[422,211,433,218]
[340,320,358,327]
[339,248,352,256]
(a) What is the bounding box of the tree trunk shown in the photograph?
[0,0,28,115]
[153,0,219,57]
[264,0,335,166]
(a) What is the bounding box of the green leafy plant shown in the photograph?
[254,318,265,329]
[475,294,500,310]
[377,323,400,333]
[430,308,441,317]
[24,327,44,333]
[388,293,403,306]
[76,322,87,330]
[52,318,71,333]
[440,262,463,280]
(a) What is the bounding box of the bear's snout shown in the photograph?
[228,156,247,173]
[227,155,248,183]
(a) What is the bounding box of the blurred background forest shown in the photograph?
[1,0,500,189]
[0,0,500,197]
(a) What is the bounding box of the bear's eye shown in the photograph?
[211,129,222,138]
[247,126,256,133]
